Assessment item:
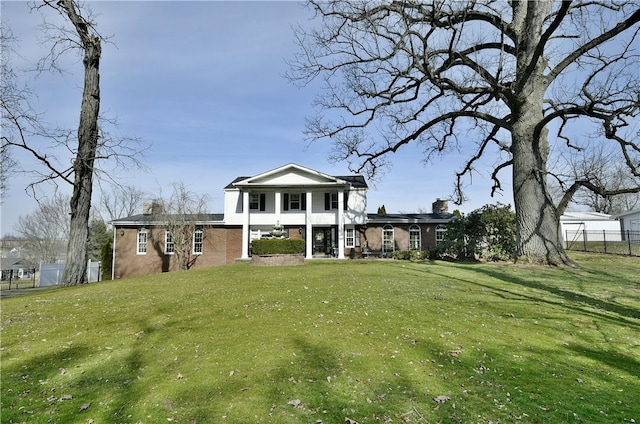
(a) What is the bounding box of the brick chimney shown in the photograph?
[142,199,163,215]
[432,198,449,214]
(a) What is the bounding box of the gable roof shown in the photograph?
[0,257,31,270]
[612,208,640,219]
[226,163,368,189]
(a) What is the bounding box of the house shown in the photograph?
[559,211,621,246]
[110,164,454,279]
[612,208,640,240]
[0,257,34,281]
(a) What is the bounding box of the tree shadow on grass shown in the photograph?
[472,267,640,322]
[1,343,147,423]
[266,336,424,423]
[568,344,640,378]
[415,263,639,329]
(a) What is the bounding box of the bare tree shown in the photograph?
[0,144,17,204]
[155,182,210,271]
[552,144,640,215]
[288,1,640,266]
[2,1,145,285]
[14,194,70,266]
[98,183,147,223]
[1,28,26,203]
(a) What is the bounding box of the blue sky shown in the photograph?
[1,1,513,235]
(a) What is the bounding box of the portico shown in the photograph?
[224,164,366,260]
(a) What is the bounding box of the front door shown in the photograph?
[313,228,333,256]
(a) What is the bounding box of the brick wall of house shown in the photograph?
[225,227,243,263]
[113,225,243,279]
[362,223,441,253]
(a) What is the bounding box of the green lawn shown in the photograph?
[1,252,639,423]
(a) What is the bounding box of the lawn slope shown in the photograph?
[1,252,639,423]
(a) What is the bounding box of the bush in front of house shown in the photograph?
[252,238,305,255]
[392,250,434,261]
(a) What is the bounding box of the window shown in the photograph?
[409,225,421,251]
[249,193,266,211]
[436,224,447,245]
[290,193,301,210]
[324,192,340,210]
[137,228,147,254]
[249,194,259,209]
[165,230,174,254]
[382,225,394,253]
[193,228,203,254]
[345,227,355,248]
[283,193,306,211]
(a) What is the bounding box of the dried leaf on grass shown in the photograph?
[288,399,302,408]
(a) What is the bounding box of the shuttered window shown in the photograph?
[249,193,266,211]
[284,193,306,210]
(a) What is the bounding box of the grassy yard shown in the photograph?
[1,252,638,423]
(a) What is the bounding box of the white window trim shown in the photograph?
[409,224,421,251]
[289,193,301,210]
[193,228,204,255]
[137,228,147,255]
[330,192,339,210]
[436,224,447,245]
[165,230,175,255]
[383,224,394,253]
[345,227,355,248]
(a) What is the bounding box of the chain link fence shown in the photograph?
[564,230,640,256]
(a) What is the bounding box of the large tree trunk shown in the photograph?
[512,125,575,266]
[61,0,101,286]
[511,1,576,267]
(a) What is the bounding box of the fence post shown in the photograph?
[628,230,632,256]
[603,230,607,253]
[583,230,587,251]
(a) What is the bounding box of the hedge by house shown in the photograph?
[251,238,305,255]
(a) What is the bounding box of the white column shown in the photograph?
[241,191,250,259]
[337,190,345,259]
[111,226,117,279]
[274,191,281,224]
[306,191,313,259]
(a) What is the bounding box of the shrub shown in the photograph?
[438,203,516,261]
[393,250,411,260]
[100,238,113,280]
[392,250,432,261]
[251,238,305,255]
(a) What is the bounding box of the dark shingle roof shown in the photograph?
[366,213,454,223]
[110,213,224,226]
[336,175,368,189]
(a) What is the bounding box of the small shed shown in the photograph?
[612,208,640,240]
[559,211,621,245]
